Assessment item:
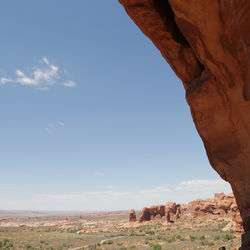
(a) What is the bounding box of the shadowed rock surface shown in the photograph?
[138,203,181,222]
[119,0,250,247]
[139,205,165,222]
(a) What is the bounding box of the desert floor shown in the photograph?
[0,211,241,249]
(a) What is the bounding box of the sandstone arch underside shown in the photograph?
[119,0,250,247]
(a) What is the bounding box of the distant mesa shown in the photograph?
[129,193,243,233]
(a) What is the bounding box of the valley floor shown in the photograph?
[0,212,241,249]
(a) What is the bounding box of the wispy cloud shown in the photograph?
[93,171,104,177]
[0,57,77,90]
[0,77,12,84]
[29,179,231,210]
[58,121,64,127]
[105,185,117,190]
[139,186,171,194]
[0,179,232,210]
[176,179,230,192]
[45,121,65,133]
[63,80,77,88]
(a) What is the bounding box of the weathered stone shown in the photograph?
[139,205,165,222]
[138,202,181,222]
[165,202,181,221]
[119,0,250,246]
[129,209,137,222]
[188,193,243,233]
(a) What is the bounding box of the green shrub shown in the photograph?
[213,235,220,240]
[88,245,97,250]
[199,235,206,240]
[3,239,9,246]
[146,230,155,235]
[207,241,215,246]
[176,234,185,241]
[103,240,113,245]
[167,236,176,243]
[189,235,196,242]
[222,233,234,241]
[200,240,215,246]
[200,241,206,246]
[150,243,162,250]
[25,245,33,249]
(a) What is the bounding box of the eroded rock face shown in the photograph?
[132,193,243,233]
[188,193,243,233]
[139,205,165,222]
[129,209,137,222]
[138,203,180,222]
[119,0,250,243]
[165,202,181,222]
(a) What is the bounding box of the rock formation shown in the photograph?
[129,209,137,222]
[131,193,242,232]
[188,193,243,233]
[138,203,180,222]
[165,202,181,222]
[139,205,165,222]
[119,0,250,247]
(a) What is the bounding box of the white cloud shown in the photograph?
[139,186,171,194]
[0,57,77,89]
[45,127,52,134]
[93,171,104,177]
[63,80,77,87]
[16,70,25,77]
[48,122,54,129]
[0,179,232,211]
[16,58,59,86]
[45,121,64,133]
[17,76,37,86]
[0,77,12,84]
[106,185,117,190]
[58,121,64,126]
[42,57,50,65]
[176,179,231,192]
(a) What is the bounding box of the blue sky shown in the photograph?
[0,0,231,211]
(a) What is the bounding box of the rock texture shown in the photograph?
[188,193,243,233]
[139,205,165,222]
[129,209,137,222]
[165,202,181,222]
[138,203,180,222]
[119,0,250,246]
[131,193,243,232]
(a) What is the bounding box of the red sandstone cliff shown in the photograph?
[119,1,250,248]
[187,193,243,233]
[130,193,243,233]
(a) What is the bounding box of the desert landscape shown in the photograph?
[1,0,249,249]
[0,193,242,249]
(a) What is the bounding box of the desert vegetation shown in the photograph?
[0,212,240,249]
